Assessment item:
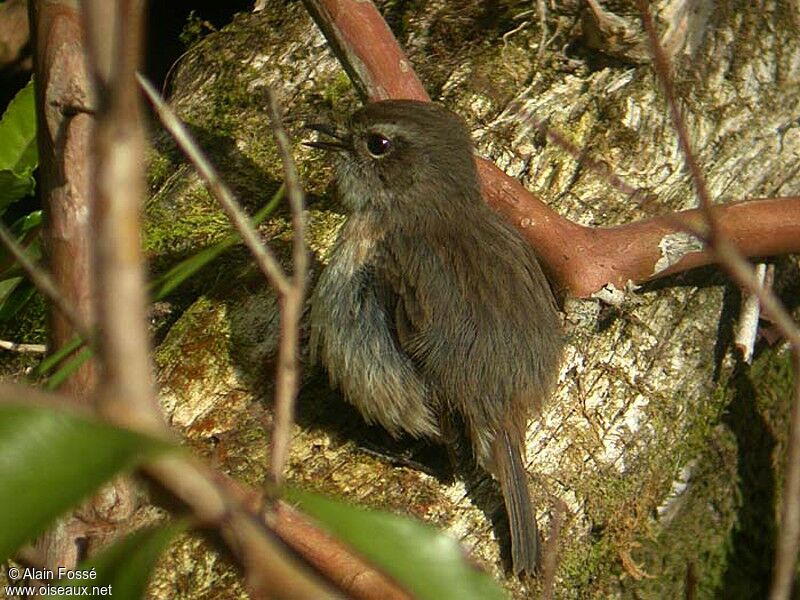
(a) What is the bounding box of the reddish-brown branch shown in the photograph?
[479,163,800,295]
[301,0,429,102]
[303,0,800,298]
[29,0,96,396]
[274,503,412,600]
[27,0,104,574]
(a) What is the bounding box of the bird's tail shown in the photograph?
[493,430,538,575]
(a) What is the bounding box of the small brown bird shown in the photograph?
[307,100,563,574]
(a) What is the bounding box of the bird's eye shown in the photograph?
[366,133,392,157]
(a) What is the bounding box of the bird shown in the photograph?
[307,99,564,575]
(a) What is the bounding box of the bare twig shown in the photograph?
[637,2,715,231]
[734,263,772,364]
[775,350,800,600]
[263,88,308,485]
[137,74,292,297]
[138,74,308,485]
[0,223,92,346]
[636,3,800,599]
[536,0,549,61]
[0,340,47,353]
[81,0,163,433]
[635,4,800,346]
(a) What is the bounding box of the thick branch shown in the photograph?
[28,0,102,574]
[29,0,96,395]
[301,0,428,101]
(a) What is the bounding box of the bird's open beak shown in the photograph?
[303,123,352,151]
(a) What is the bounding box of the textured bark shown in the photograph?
[145,1,800,598]
[28,0,101,576]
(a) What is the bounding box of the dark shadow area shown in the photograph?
[0,63,31,113]
[144,1,253,86]
[637,265,729,293]
[1,2,252,111]
[720,357,777,599]
[712,283,742,382]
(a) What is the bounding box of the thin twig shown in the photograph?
[0,340,47,353]
[775,350,800,600]
[138,74,308,485]
[635,4,800,347]
[637,1,715,235]
[734,263,771,364]
[263,87,308,485]
[511,110,642,199]
[0,222,92,343]
[637,3,800,599]
[136,74,292,297]
[536,0,549,61]
[81,0,163,432]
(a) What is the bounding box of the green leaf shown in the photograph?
[11,209,42,234]
[0,210,42,272]
[0,171,36,210]
[150,184,285,300]
[287,488,508,600]
[52,522,188,600]
[0,79,38,212]
[45,346,94,390]
[0,403,175,562]
[0,279,35,321]
[0,275,22,307]
[32,335,84,378]
[151,239,238,300]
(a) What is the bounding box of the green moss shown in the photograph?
[179,10,213,49]
[146,185,231,258]
[608,346,798,599]
[322,72,354,108]
[145,146,175,191]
